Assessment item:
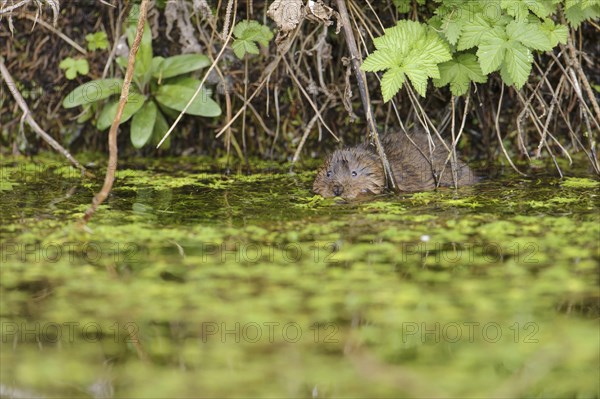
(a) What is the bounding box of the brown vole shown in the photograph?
[313,132,477,199]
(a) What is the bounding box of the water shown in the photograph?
[1,155,598,397]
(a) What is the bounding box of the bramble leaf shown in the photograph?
[361,20,451,99]
[59,57,89,80]
[434,53,487,96]
[505,41,532,89]
[477,34,507,74]
[457,14,492,51]
[231,20,273,59]
[507,20,553,51]
[539,19,568,46]
[381,67,406,102]
[85,31,109,51]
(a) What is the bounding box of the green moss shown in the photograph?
[560,177,600,189]
[1,156,598,398]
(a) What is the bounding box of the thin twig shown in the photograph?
[82,0,150,223]
[494,84,527,176]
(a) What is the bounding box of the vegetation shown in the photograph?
[0,0,597,177]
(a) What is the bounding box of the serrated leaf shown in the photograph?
[130,100,157,148]
[63,79,125,108]
[507,20,553,51]
[360,50,400,72]
[231,39,259,59]
[540,20,568,46]
[444,19,462,45]
[152,54,210,79]
[155,84,221,117]
[434,53,487,96]
[502,0,530,21]
[564,3,600,27]
[505,41,532,89]
[231,20,273,58]
[422,30,452,63]
[457,14,492,51]
[405,67,430,97]
[85,31,109,51]
[96,95,146,131]
[364,20,452,99]
[380,67,406,102]
[477,35,507,74]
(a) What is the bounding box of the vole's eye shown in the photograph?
[351,171,358,177]
[326,171,332,178]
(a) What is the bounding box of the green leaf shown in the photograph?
[457,14,492,51]
[152,54,211,79]
[392,0,411,13]
[361,50,400,72]
[540,20,568,47]
[405,66,430,97]
[232,40,259,59]
[362,20,451,99]
[477,35,507,74]
[85,31,109,51]
[155,83,221,117]
[505,41,532,89]
[506,20,553,51]
[59,57,89,80]
[381,67,406,102]
[501,0,530,21]
[130,100,157,148]
[443,19,462,45]
[434,53,487,96]
[564,3,600,27]
[152,106,171,149]
[96,94,146,130]
[231,20,273,59]
[63,78,125,108]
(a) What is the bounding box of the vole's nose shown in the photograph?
[332,185,344,196]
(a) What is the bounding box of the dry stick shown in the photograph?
[234,92,275,137]
[82,0,150,223]
[495,84,527,176]
[283,56,337,140]
[22,14,87,54]
[560,14,600,125]
[535,77,563,157]
[292,99,332,165]
[335,0,396,191]
[0,57,86,174]
[437,93,471,188]
[515,90,567,177]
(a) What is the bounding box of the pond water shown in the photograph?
[1,155,598,398]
